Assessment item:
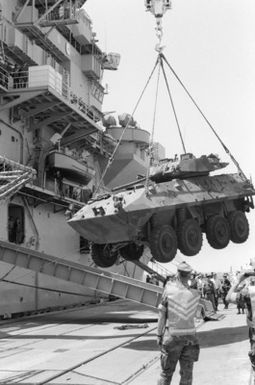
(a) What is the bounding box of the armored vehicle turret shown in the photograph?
[68,153,255,267]
[149,153,229,182]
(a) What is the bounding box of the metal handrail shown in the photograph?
[43,7,78,23]
[70,91,100,122]
[5,67,100,123]
[10,70,28,89]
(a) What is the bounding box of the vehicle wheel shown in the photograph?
[228,211,249,243]
[91,243,118,267]
[120,243,144,261]
[178,219,202,256]
[206,215,230,249]
[149,224,177,263]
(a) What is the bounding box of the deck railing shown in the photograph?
[1,65,101,123]
[10,70,28,90]
[39,6,78,24]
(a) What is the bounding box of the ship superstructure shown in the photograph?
[101,113,165,190]
[0,0,154,317]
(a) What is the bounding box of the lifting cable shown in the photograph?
[145,57,162,192]
[159,54,187,154]
[145,53,188,192]
[94,57,160,196]
[160,53,247,180]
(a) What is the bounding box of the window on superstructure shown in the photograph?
[8,204,25,245]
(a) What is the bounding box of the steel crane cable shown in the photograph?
[94,56,161,196]
[145,56,162,192]
[159,54,187,154]
[160,53,247,180]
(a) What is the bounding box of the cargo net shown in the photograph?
[0,156,36,200]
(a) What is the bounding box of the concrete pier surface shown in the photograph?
[0,299,251,384]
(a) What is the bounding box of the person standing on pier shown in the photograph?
[226,271,255,373]
[221,273,231,309]
[157,261,201,385]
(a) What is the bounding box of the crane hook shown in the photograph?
[155,17,164,52]
[145,0,171,52]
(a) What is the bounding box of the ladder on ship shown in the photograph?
[0,156,36,200]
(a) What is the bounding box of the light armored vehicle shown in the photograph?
[68,153,255,267]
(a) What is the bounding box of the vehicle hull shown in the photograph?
[68,173,255,245]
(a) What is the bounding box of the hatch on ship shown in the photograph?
[8,204,25,245]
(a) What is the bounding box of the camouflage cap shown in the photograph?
[177,261,192,273]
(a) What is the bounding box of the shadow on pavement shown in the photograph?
[198,325,248,348]
[123,325,249,351]
[29,314,158,324]
[123,338,158,351]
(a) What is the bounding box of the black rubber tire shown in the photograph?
[228,211,249,243]
[149,224,177,263]
[206,215,230,249]
[178,219,203,256]
[91,243,118,267]
[120,243,144,261]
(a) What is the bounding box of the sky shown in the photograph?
[84,0,255,273]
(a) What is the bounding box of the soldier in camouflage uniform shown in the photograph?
[157,261,200,385]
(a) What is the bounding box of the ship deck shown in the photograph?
[0,300,251,384]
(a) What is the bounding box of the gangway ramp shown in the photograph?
[0,241,163,309]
